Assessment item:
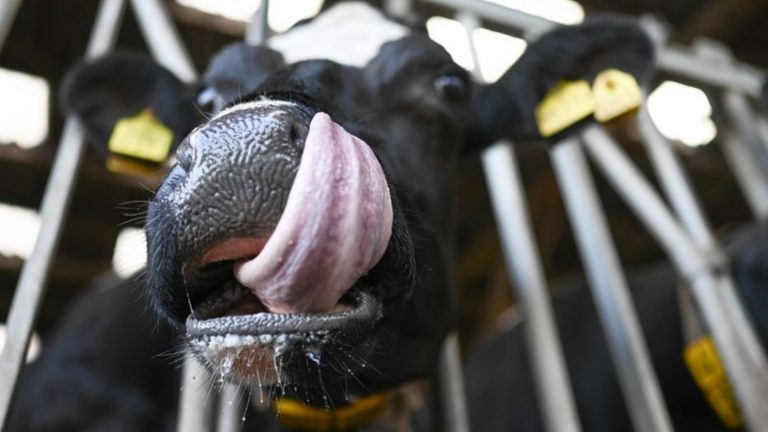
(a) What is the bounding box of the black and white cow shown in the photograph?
[9,4,669,431]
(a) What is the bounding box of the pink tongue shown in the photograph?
[233,112,393,314]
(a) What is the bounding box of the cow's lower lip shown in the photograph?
[185,289,379,337]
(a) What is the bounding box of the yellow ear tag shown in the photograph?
[108,109,173,163]
[535,80,595,137]
[683,336,743,429]
[592,69,643,122]
[105,155,161,176]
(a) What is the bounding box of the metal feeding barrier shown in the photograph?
[1,0,768,431]
[442,1,768,432]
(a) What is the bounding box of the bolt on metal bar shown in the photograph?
[178,356,215,432]
[437,333,469,432]
[482,142,583,432]
[550,136,673,432]
[0,0,24,54]
[0,0,127,427]
[637,106,768,370]
[581,124,768,431]
[129,0,197,83]
[456,10,581,432]
[245,0,269,45]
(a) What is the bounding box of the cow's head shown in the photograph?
[150,34,471,401]
[66,36,472,407]
[63,4,652,407]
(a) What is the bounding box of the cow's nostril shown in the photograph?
[176,141,194,172]
[288,121,308,151]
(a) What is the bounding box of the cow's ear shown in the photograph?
[201,43,287,112]
[465,14,655,151]
[61,53,203,158]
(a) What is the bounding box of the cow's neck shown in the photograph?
[268,2,410,67]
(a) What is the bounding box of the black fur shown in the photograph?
[7,276,180,432]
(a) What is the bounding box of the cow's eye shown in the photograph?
[434,75,468,102]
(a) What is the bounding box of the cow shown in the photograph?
[9,4,661,431]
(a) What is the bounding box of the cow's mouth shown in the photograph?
[185,235,381,329]
[182,111,392,386]
[187,282,379,334]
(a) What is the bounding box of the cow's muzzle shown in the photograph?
[161,100,393,385]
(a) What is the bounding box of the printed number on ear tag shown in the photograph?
[683,336,743,429]
[108,109,173,163]
[536,80,595,138]
[592,69,642,122]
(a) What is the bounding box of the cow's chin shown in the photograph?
[184,280,381,387]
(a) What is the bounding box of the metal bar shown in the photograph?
[422,0,555,37]
[637,106,720,257]
[722,91,768,180]
[657,46,764,98]
[581,124,768,431]
[482,142,582,432]
[178,356,215,432]
[0,0,126,427]
[437,333,469,432]
[83,0,126,57]
[129,0,197,83]
[457,11,580,431]
[638,105,768,365]
[720,129,768,218]
[244,0,269,45]
[216,383,244,432]
[0,120,86,428]
[550,137,673,432]
[0,0,24,54]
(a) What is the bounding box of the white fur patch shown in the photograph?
[268,2,409,67]
[212,98,298,120]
